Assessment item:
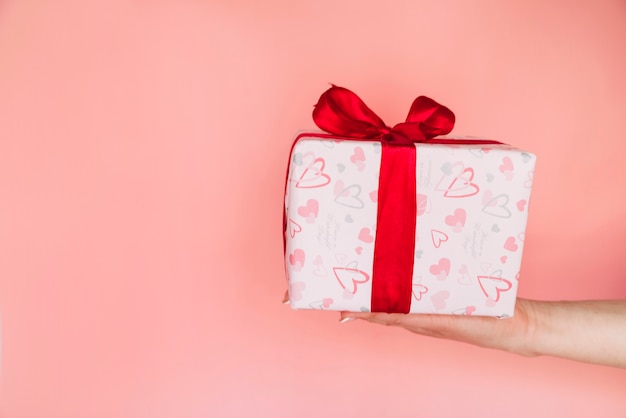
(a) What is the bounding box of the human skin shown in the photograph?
[339,299,626,369]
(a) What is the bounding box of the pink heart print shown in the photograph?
[416,193,428,216]
[457,264,471,285]
[478,276,512,302]
[504,236,518,252]
[350,146,365,163]
[369,190,378,202]
[322,298,333,308]
[429,258,451,280]
[431,290,450,310]
[499,156,514,181]
[295,157,331,188]
[482,190,495,206]
[333,267,371,294]
[313,265,328,277]
[297,199,319,224]
[516,199,527,211]
[445,208,467,232]
[444,167,479,198]
[289,249,306,272]
[350,146,366,172]
[334,180,349,197]
[358,227,374,243]
[289,281,306,301]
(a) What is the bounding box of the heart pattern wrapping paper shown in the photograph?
[284,135,536,317]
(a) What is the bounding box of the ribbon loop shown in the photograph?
[313,86,455,142]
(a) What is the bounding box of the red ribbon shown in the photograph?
[313,86,456,313]
[313,85,456,144]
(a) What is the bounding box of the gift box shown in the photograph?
[284,87,535,317]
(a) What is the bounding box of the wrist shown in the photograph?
[505,299,544,357]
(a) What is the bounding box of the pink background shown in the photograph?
[1,1,625,416]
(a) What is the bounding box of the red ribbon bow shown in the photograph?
[312,85,455,143]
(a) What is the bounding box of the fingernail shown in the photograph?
[339,317,356,323]
[283,298,290,305]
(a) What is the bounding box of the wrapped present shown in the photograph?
[284,86,535,317]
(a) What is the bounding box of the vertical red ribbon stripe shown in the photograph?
[371,143,417,313]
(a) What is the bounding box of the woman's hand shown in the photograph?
[340,299,626,368]
[340,299,538,356]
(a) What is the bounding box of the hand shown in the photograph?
[339,299,626,368]
[340,299,538,356]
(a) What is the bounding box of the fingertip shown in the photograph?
[340,311,372,321]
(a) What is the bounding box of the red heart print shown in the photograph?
[478,276,512,302]
[358,227,374,243]
[295,157,331,188]
[412,284,428,301]
[444,168,479,198]
[431,230,449,248]
[434,162,464,191]
[288,219,302,238]
[504,236,518,252]
[333,267,370,294]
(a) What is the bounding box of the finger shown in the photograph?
[339,311,372,321]
[339,311,407,326]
